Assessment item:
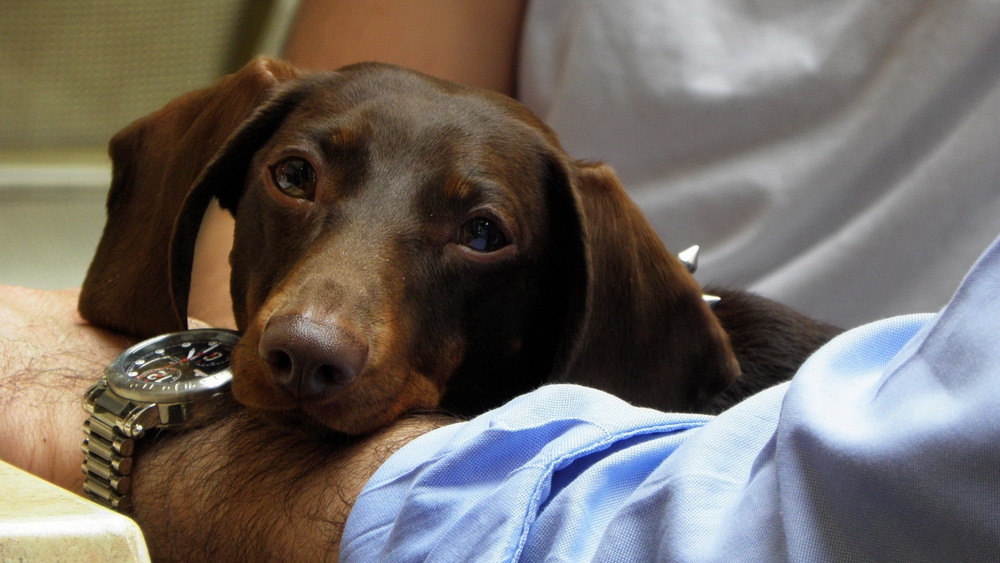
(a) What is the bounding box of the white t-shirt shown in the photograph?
[518,0,1000,327]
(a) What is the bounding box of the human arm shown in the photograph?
[131,405,451,560]
[283,0,527,95]
[0,286,131,489]
[0,285,452,560]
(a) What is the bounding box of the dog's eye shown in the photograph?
[458,217,509,252]
[271,157,316,200]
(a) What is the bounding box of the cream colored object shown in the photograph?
[0,461,150,562]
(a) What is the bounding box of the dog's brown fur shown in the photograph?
[80,58,839,435]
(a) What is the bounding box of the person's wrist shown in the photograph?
[0,287,134,489]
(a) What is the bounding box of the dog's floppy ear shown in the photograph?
[167,75,323,328]
[553,161,741,411]
[79,57,299,337]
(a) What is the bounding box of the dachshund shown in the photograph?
[79,57,840,435]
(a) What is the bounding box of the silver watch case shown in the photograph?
[82,328,239,511]
[86,329,240,438]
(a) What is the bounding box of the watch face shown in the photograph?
[106,329,240,403]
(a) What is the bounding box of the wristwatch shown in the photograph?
[81,328,240,512]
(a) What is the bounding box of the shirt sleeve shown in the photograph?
[339,384,712,561]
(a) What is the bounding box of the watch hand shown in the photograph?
[166,343,217,368]
[183,342,221,365]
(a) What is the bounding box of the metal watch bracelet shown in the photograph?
[81,380,161,512]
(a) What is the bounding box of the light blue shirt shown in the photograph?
[340,235,1000,561]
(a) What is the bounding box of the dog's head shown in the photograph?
[81,58,739,435]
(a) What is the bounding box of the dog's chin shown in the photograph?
[231,352,446,436]
[247,403,399,437]
[303,400,405,436]
[249,408,353,440]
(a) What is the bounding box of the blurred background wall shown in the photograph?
[0,0,299,288]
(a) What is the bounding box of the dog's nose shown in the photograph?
[259,314,368,402]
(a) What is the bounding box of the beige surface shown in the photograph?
[0,460,150,562]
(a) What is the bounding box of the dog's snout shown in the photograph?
[259,314,368,402]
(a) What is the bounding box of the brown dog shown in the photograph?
[80,58,838,435]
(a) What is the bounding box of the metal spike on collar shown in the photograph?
[678,245,700,273]
[676,244,721,309]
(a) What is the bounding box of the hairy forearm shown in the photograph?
[0,286,133,489]
[0,285,454,560]
[132,407,454,561]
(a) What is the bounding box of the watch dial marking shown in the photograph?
[110,330,239,402]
